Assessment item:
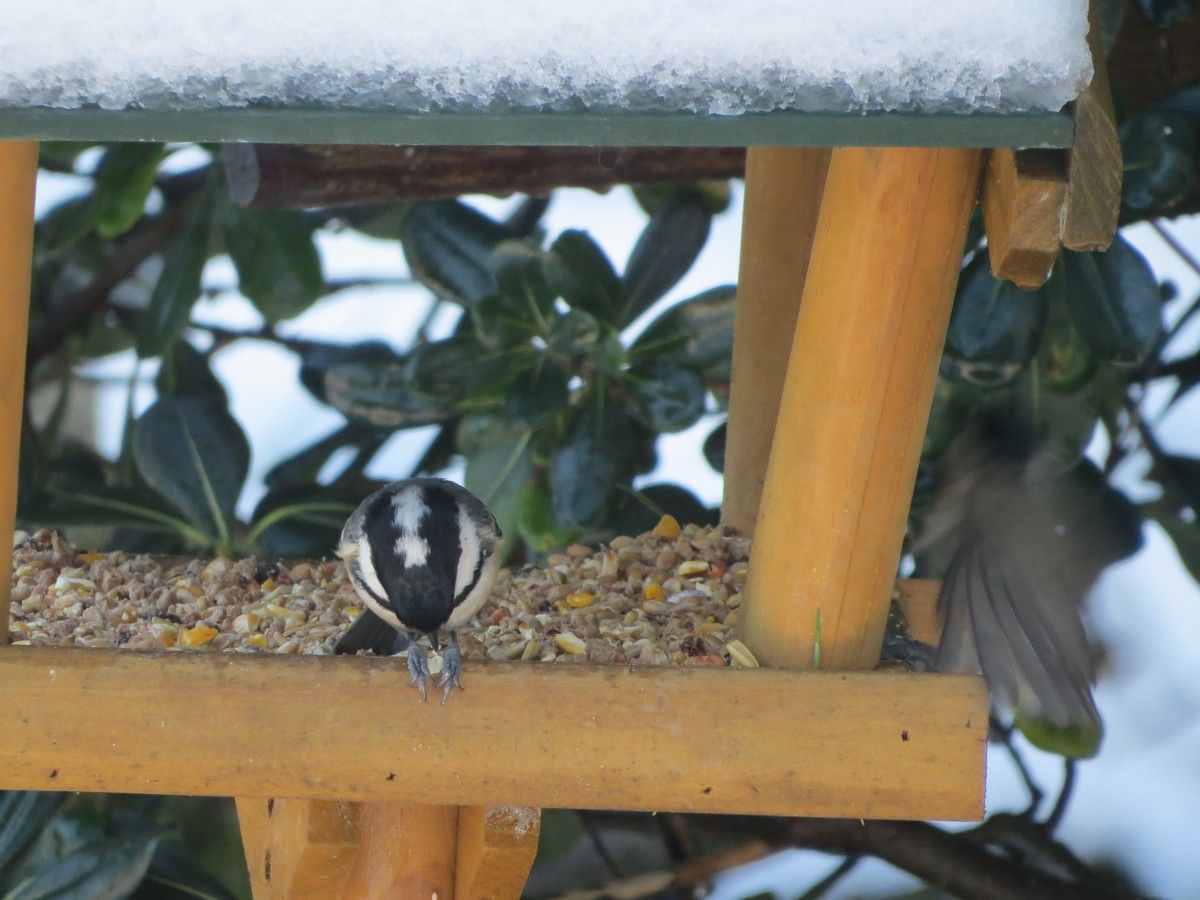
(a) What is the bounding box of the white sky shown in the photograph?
[32,165,1200,898]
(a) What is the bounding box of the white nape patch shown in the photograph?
[454,504,482,598]
[352,538,391,614]
[392,486,430,567]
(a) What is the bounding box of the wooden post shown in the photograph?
[455,806,541,899]
[0,141,37,640]
[742,147,983,672]
[721,148,830,535]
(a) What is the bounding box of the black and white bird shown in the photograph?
[334,478,504,701]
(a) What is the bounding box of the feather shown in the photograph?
[334,608,407,656]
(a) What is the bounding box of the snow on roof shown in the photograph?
[0,0,1091,116]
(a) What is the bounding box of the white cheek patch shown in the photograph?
[454,504,482,598]
[353,537,389,605]
[393,486,430,567]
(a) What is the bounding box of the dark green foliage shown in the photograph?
[221,205,324,323]
[1133,0,1198,28]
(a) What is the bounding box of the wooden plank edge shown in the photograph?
[0,647,987,821]
[982,147,1068,290]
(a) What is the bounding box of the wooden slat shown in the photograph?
[341,804,458,897]
[455,807,541,900]
[237,798,362,898]
[895,579,944,647]
[1062,3,1121,251]
[742,147,984,673]
[982,148,1068,289]
[0,141,38,638]
[721,148,830,535]
[0,647,987,821]
[0,109,1076,148]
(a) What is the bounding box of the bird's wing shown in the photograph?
[334,608,405,656]
[935,525,1101,734]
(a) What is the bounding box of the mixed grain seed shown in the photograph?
[8,516,760,668]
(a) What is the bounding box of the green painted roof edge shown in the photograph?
[0,108,1075,148]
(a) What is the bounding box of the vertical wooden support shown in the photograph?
[721,148,830,535]
[455,806,541,899]
[0,141,38,640]
[238,798,463,899]
[743,147,983,672]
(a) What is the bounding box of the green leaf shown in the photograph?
[547,309,603,357]
[1063,238,1163,370]
[6,833,159,900]
[248,487,360,557]
[544,230,623,324]
[458,414,535,547]
[549,399,629,527]
[1120,110,1198,216]
[132,396,250,548]
[298,341,397,404]
[626,362,706,433]
[609,483,714,536]
[222,206,324,323]
[1148,503,1200,587]
[487,241,556,333]
[408,337,520,405]
[620,194,712,325]
[534,810,584,863]
[941,254,1045,388]
[93,144,165,239]
[632,285,736,381]
[631,181,732,216]
[34,196,99,260]
[264,424,382,491]
[142,842,236,900]
[515,481,579,555]
[399,200,508,305]
[26,482,210,548]
[503,362,570,429]
[136,188,215,358]
[155,341,227,404]
[321,357,452,430]
[703,421,726,473]
[0,792,68,874]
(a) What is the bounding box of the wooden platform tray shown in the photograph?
[0,646,986,821]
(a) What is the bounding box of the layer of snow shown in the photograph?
[1,0,1091,115]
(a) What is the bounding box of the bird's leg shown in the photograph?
[440,631,464,703]
[406,630,430,702]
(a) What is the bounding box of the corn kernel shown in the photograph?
[345,607,362,622]
[642,581,665,601]
[247,634,269,649]
[676,560,710,577]
[566,591,595,609]
[178,624,218,648]
[555,632,587,655]
[79,552,106,563]
[521,638,540,660]
[652,514,681,539]
[725,639,760,668]
[698,622,724,635]
[233,612,261,634]
[260,578,276,591]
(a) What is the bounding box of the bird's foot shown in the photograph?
[439,641,464,704]
[407,641,430,702]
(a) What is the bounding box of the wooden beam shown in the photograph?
[455,807,540,900]
[721,148,830,535]
[0,141,37,639]
[982,148,1068,289]
[0,647,987,821]
[742,147,984,673]
[223,144,746,208]
[342,803,458,897]
[1062,2,1121,251]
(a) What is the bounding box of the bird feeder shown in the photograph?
[0,1,1120,896]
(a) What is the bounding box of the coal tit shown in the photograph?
[334,478,503,701]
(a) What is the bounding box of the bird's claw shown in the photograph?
[407,644,430,702]
[439,642,464,704]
